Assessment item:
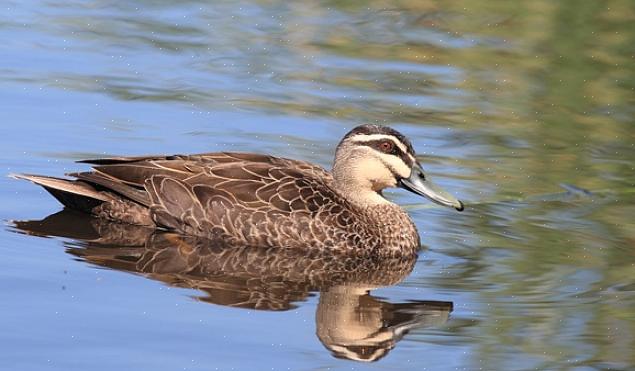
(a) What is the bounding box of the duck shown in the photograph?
[13,124,463,256]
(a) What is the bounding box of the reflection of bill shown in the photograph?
[11,210,452,362]
[317,288,451,362]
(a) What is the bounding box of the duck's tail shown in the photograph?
[9,173,111,213]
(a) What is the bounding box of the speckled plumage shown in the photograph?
[13,125,450,257]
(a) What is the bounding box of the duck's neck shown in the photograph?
[332,166,420,255]
[334,187,420,255]
[338,188,393,207]
[368,204,421,256]
[332,166,394,207]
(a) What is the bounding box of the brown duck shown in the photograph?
[13,124,463,256]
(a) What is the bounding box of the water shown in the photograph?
[1,1,633,369]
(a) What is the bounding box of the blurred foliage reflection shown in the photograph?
[1,0,634,369]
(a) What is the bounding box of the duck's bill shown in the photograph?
[399,164,464,211]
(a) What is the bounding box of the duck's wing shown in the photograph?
[143,162,348,243]
[78,152,332,185]
[76,152,348,243]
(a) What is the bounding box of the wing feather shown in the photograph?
[70,151,339,242]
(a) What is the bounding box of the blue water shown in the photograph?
[1,1,634,370]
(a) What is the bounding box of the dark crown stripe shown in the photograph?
[343,124,416,156]
[355,138,414,168]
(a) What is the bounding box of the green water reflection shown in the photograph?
[1,0,633,369]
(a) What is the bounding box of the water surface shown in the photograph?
[1,1,634,370]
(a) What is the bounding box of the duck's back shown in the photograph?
[19,152,388,253]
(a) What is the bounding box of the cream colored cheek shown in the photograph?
[373,176,397,190]
[353,158,395,188]
[380,155,411,179]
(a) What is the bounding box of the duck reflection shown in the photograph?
[11,210,453,362]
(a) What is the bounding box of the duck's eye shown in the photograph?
[379,141,394,153]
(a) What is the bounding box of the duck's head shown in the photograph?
[333,124,463,211]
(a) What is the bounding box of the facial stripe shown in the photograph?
[342,124,417,157]
[377,152,412,179]
[350,138,414,169]
[407,153,416,166]
[348,134,409,154]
